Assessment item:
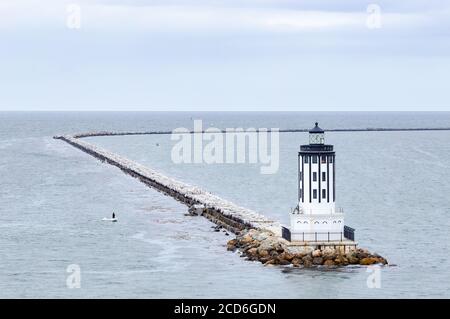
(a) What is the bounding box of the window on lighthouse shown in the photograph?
[312,156,318,163]
[313,189,317,199]
[313,172,317,182]
[322,172,326,181]
[310,133,325,144]
[322,189,326,198]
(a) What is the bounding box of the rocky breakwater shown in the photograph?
[54,135,283,236]
[227,229,387,268]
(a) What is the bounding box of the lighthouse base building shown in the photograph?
[283,123,355,247]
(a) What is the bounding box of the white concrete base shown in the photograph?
[287,240,358,254]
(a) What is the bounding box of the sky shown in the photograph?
[1,0,450,111]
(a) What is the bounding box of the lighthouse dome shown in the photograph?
[309,122,324,134]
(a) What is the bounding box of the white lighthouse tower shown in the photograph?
[287,123,353,242]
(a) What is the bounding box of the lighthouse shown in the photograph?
[286,123,355,243]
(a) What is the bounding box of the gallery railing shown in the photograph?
[344,225,355,241]
[281,226,355,242]
[281,226,291,241]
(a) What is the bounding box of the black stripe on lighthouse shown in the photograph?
[327,156,330,203]
[309,156,312,203]
[301,156,304,203]
[318,155,321,203]
[333,155,336,202]
[298,156,300,202]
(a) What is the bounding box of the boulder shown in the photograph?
[264,259,276,266]
[322,252,337,261]
[243,241,258,250]
[277,257,291,265]
[312,249,322,258]
[322,247,336,256]
[259,256,271,263]
[292,252,307,259]
[370,254,388,265]
[346,255,360,265]
[275,243,285,252]
[291,258,303,266]
[258,238,277,252]
[227,239,237,251]
[240,234,253,244]
[360,257,379,265]
[247,248,258,257]
[270,250,279,258]
[279,252,295,262]
[285,245,314,256]
[376,257,388,265]
[313,257,324,265]
[258,249,269,257]
[334,256,349,266]
[302,254,313,263]
[253,231,272,242]
[324,259,336,267]
[355,248,370,259]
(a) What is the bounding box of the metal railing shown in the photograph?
[344,225,355,241]
[281,226,291,241]
[282,226,355,242]
[295,232,344,242]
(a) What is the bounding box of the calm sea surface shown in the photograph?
[1,112,450,298]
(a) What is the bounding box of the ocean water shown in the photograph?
[1,112,450,298]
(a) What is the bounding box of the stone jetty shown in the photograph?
[55,132,388,268]
[54,135,282,236]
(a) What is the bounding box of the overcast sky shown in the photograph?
[1,0,449,111]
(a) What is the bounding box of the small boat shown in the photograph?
[102,217,118,222]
